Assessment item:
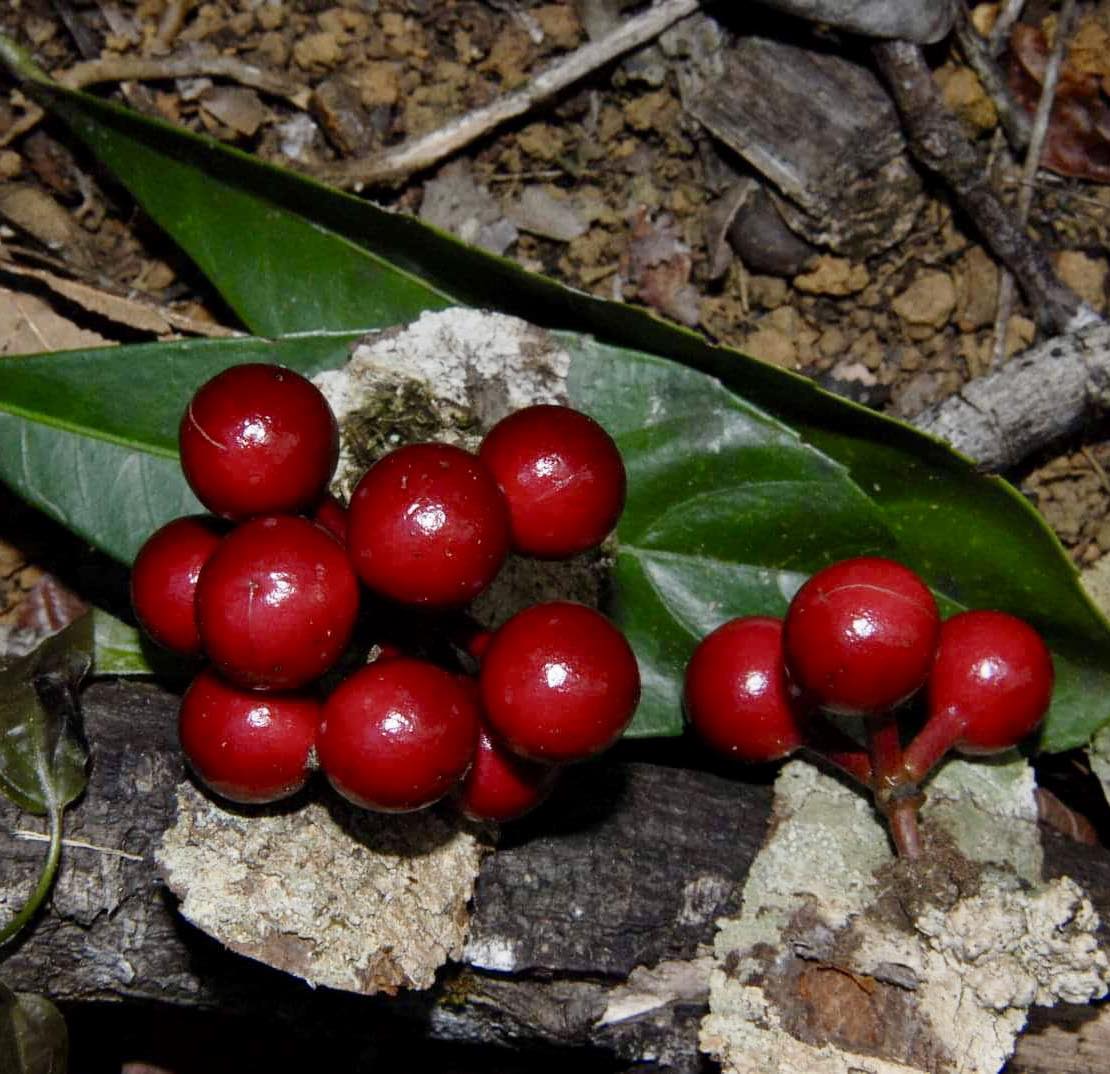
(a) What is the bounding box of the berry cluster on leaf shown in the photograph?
[683,556,1054,858]
[132,363,639,821]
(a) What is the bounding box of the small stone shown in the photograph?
[1096,518,1110,551]
[534,5,582,49]
[746,275,788,309]
[744,327,796,369]
[293,32,342,71]
[1004,315,1036,358]
[817,326,847,358]
[1053,250,1108,313]
[793,256,869,296]
[937,62,997,131]
[0,151,21,179]
[357,62,401,108]
[765,305,801,339]
[257,4,284,30]
[954,246,999,330]
[848,329,884,371]
[892,269,957,329]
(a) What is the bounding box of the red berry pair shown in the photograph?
[346,404,627,606]
[683,556,1054,857]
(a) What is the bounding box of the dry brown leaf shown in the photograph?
[0,284,112,355]
[0,260,236,338]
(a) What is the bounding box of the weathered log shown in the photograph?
[2,680,1107,1072]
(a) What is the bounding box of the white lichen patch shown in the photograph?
[157,782,487,994]
[700,758,1109,1074]
[313,308,571,497]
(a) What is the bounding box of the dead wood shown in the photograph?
[688,37,924,260]
[911,321,1110,471]
[1,679,1107,1071]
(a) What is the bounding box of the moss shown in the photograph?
[340,379,479,486]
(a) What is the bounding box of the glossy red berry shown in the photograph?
[479,404,626,558]
[684,617,807,762]
[131,516,223,655]
[318,658,480,812]
[178,668,320,804]
[347,442,510,607]
[180,363,339,520]
[456,723,559,822]
[195,515,359,690]
[479,601,640,763]
[312,492,348,545]
[928,610,1054,754]
[783,556,940,716]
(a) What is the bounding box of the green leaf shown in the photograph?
[0,617,90,816]
[3,44,1110,749]
[0,985,68,1074]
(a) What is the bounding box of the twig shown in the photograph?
[13,828,145,863]
[871,39,1096,336]
[912,321,1110,471]
[989,0,1076,368]
[987,0,1027,56]
[954,2,1030,150]
[310,0,701,191]
[57,48,306,104]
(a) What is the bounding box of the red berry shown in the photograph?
[929,610,1053,754]
[684,617,807,762]
[178,668,319,804]
[347,442,510,607]
[479,601,640,763]
[131,516,223,654]
[479,404,626,558]
[318,658,480,812]
[456,723,559,822]
[312,492,348,545]
[195,515,359,690]
[180,364,338,519]
[783,556,940,716]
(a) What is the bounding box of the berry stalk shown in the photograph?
[865,711,923,860]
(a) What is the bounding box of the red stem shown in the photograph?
[866,712,904,795]
[902,709,964,783]
[803,715,873,786]
[865,711,925,860]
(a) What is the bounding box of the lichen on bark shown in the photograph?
[700,758,1110,1074]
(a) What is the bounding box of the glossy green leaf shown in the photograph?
[0,985,68,1074]
[3,42,1109,749]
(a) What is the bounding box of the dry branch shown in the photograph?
[310,0,700,191]
[872,39,1096,336]
[912,321,1110,470]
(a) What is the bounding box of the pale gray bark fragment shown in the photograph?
[912,322,1110,470]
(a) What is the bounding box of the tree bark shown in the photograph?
[2,680,1107,1071]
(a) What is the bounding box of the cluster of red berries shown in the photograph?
[683,556,1054,857]
[131,363,640,821]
